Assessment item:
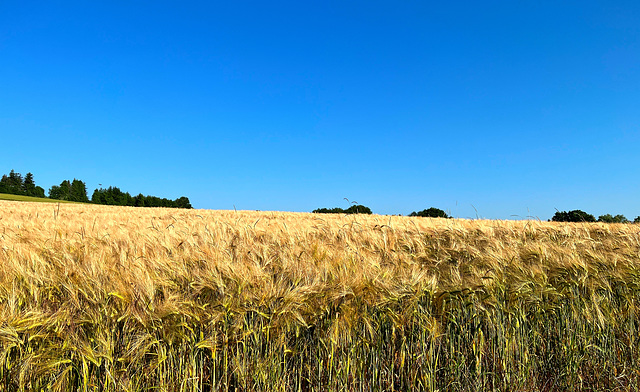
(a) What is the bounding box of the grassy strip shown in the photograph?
[0,193,77,203]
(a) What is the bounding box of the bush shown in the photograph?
[409,207,450,218]
[598,214,629,224]
[313,205,372,215]
[551,210,596,223]
[312,207,345,214]
[344,205,372,214]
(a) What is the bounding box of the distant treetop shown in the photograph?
[598,214,629,224]
[49,179,89,202]
[313,204,372,214]
[551,210,596,223]
[91,187,192,209]
[0,169,192,209]
[409,207,450,218]
[0,170,46,198]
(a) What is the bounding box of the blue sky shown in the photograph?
[1,1,639,219]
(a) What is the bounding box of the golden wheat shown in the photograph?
[1,200,640,391]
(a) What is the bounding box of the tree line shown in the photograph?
[4,170,639,220]
[0,170,46,198]
[314,203,640,223]
[550,209,640,223]
[312,205,451,218]
[312,205,373,214]
[0,170,192,209]
[92,187,192,208]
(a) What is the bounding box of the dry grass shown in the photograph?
[1,200,640,391]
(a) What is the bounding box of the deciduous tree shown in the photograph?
[409,207,450,218]
[551,210,596,222]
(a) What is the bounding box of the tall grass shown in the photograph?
[1,200,639,391]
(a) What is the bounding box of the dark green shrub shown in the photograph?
[344,205,372,214]
[598,214,629,223]
[313,205,372,215]
[551,210,596,222]
[49,180,72,200]
[312,207,345,214]
[409,207,450,218]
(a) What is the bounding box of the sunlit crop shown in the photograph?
[1,201,639,391]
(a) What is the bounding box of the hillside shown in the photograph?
[1,201,639,391]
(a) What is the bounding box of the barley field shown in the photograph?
[1,200,640,391]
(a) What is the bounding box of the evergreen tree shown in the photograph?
[8,170,23,194]
[91,189,106,204]
[69,179,89,202]
[0,175,9,194]
[91,186,191,208]
[49,180,71,200]
[23,172,36,196]
[0,170,43,197]
[0,170,25,195]
[134,193,146,207]
[0,171,191,208]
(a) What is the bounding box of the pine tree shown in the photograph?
[3,170,25,195]
[69,179,89,202]
[23,172,36,197]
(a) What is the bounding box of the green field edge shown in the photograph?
[0,193,81,204]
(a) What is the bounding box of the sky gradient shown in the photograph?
[1,1,639,219]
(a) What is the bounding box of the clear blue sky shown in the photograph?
[1,1,639,219]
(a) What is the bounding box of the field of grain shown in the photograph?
[1,200,640,391]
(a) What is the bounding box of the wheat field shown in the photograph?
[1,200,640,391]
